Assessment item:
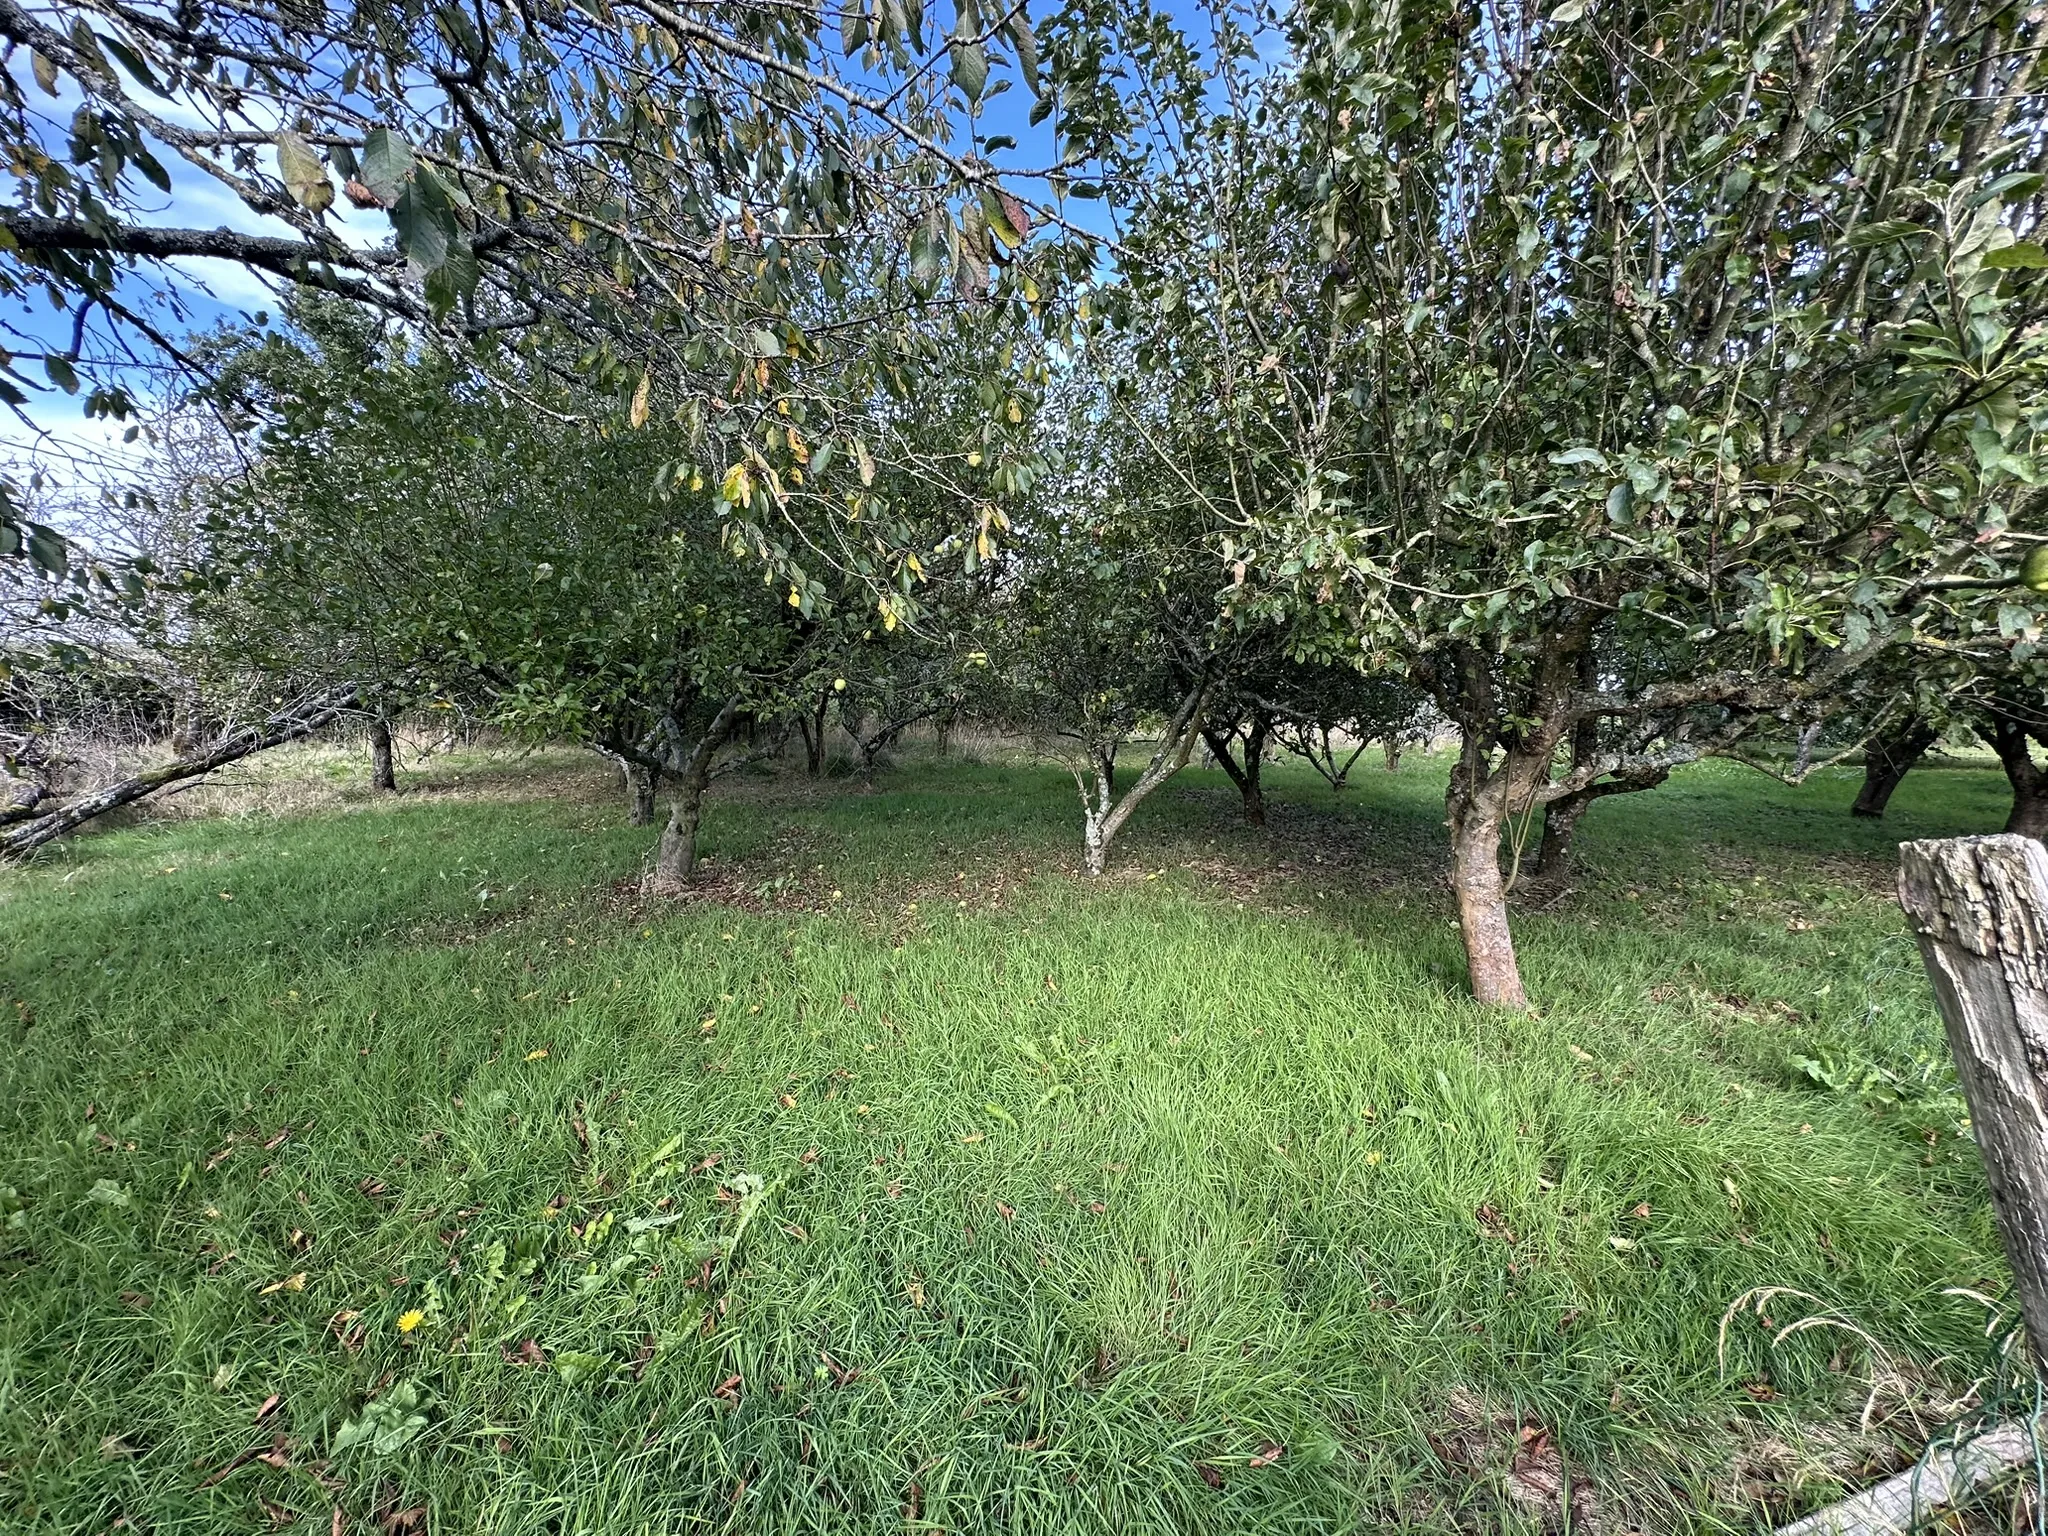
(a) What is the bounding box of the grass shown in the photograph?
[0,742,2028,1533]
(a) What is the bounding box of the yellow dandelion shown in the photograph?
[397,1309,425,1334]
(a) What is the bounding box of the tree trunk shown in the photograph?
[1202,714,1269,826]
[934,713,954,756]
[1073,678,1213,877]
[799,688,830,777]
[647,697,743,890]
[369,718,397,792]
[170,685,202,755]
[1383,739,1401,772]
[1534,790,1590,879]
[1897,835,2048,1371]
[1852,719,1937,818]
[1082,808,1109,876]
[4,687,357,859]
[655,777,706,885]
[1983,704,2048,842]
[627,762,657,827]
[1446,761,1528,1009]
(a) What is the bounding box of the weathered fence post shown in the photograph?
[1775,835,2048,1536]
[1898,834,2048,1368]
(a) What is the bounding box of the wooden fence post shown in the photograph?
[1898,833,2048,1369]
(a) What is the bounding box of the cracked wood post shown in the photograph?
[1898,834,2048,1370]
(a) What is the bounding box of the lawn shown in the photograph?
[0,745,2027,1533]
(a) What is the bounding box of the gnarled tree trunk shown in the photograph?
[1852,717,1937,818]
[1445,754,1527,1009]
[649,697,743,890]
[1982,702,2048,843]
[369,718,397,792]
[628,761,657,826]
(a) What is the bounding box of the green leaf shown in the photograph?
[333,1382,430,1457]
[25,524,66,576]
[1550,0,1586,20]
[909,212,946,293]
[1845,218,1924,249]
[748,328,783,358]
[1983,242,2048,270]
[31,50,58,95]
[1006,13,1040,92]
[42,353,77,394]
[1548,445,1608,470]
[359,127,414,206]
[949,39,987,101]
[392,168,455,272]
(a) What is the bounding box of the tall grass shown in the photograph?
[0,747,2021,1532]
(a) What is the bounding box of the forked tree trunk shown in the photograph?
[1075,681,1212,877]
[1203,712,1270,826]
[648,697,743,890]
[369,718,397,792]
[1852,718,1937,818]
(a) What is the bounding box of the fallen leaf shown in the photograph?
[994,1199,1015,1222]
[502,1339,546,1367]
[1196,1462,1224,1489]
[254,1393,281,1423]
[1248,1441,1285,1469]
[523,1047,549,1062]
[259,1272,307,1295]
[713,1373,742,1402]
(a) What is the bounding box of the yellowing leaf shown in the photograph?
[524,1047,549,1062]
[629,370,651,428]
[854,438,875,487]
[260,1272,308,1295]
[721,461,754,505]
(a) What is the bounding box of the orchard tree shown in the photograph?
[0,0,1108,601]
[1077,0,2048,1005]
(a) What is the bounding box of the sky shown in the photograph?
[0,52,406,507]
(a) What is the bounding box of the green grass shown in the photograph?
[0,746,2026,1532]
